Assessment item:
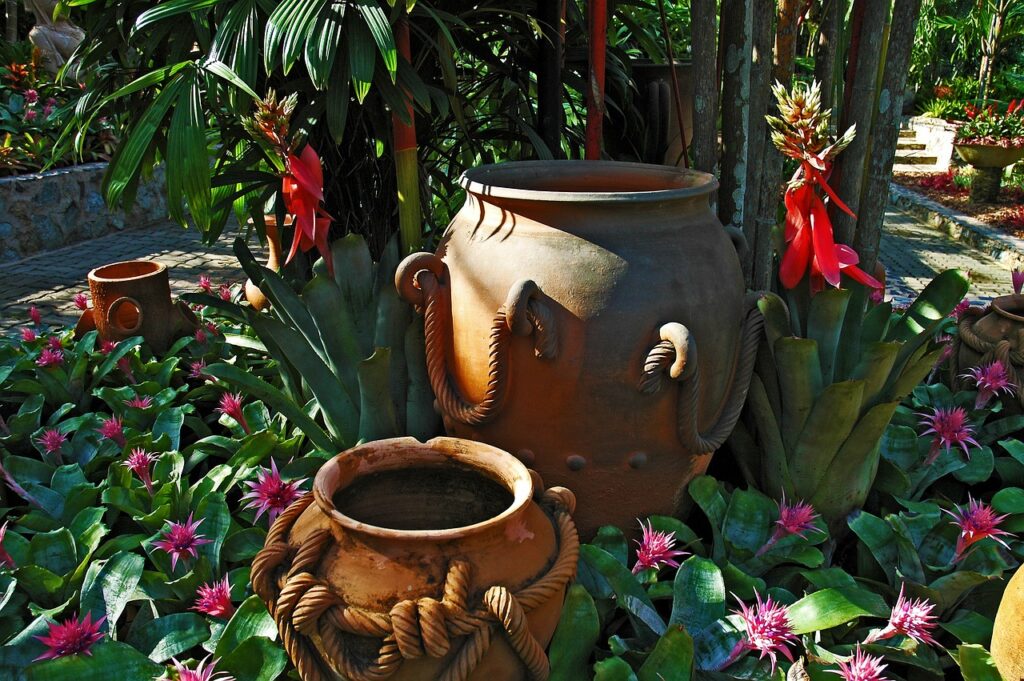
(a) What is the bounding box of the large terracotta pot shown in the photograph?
[252,436,578,681]
[74,260,197,353]
[992,566,1024,679]
[395,161,762,538]
[952,295,1024,410]
[244,215,289,311]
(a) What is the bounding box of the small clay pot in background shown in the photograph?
[75,260,197,354]
[244,214,290,311]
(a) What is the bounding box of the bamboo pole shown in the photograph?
[537,0,564,157]
[743,0,776,289]
[585,0,608,160]
[6,0,16,43]
[689,0,718,174]
[814,0,842,114]
[392,14,422,254]
[717,0,753,231]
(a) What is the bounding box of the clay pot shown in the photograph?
[952,295,1024,410]
[395,161,762,538]
[252,436,578,681]
[244,215,289,311]
[992,566,1024,679]
[75,260,197,354]
[632,61,694,166]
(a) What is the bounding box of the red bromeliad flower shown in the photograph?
[962,360,1016,409]
[1014,269,1024,295]
[20,327,37,342]
[242,459,306,525]
[0,521,15,569]
[154,514,211,571]
[122,448,157,494]
[757,495,823,556]
[195,328,208,345]
[36,428,66,457]
[828,645,890,681]
[218,284,233,302]
[919,406,979,465]
[33,612,105,661]
[283,145,334,275]
[189,360,208,380]
[863,583,938,647]
[98,416,126,447]
[945,496,1014,562]
[46,336,63,351]
[99,339,117,355]
[721,591,798,674]
[768,81,882,294]
[199,274,213,294]
[631,519,688,574]
[169,655,235,681]
[36,348,64,367]
[73,292,89,310]
[29,305,41,326]
[217,392,251,435]
[124,395,153,409]
[193,575,235,619]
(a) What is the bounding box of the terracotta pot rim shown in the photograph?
[459,160,718,204]
[313,436,534,541]
[88,260,165,283]
[992,294,1024,322]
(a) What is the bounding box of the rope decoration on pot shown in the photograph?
[395,253,558,426]
[251,487,579,681]
[953,305,1024,407]
[637,293,766,453]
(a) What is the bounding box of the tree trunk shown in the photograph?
[5,0,16,43]
[980,10,1004,101]
[585,0,609,160]
[537,0,564,157]
[829,0,888,245]
[717,0,753,236]
[690,0,718,173]
[853,0,923,274]
[743,0,776,289]
[815,0,842,114]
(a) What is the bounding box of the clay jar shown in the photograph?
[992,566,1024,679]
[76,260,197,354]
[252,436,578,681]
[244,215,290,311]
[952,295,1024,410]
[396,160,762,538]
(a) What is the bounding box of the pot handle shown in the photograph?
[106,296,144,335]
[396,253,558,426]
[638,293,764,454]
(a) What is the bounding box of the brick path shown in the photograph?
[0,207,1015,334]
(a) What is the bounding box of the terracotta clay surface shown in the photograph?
[396,161,763,538]
[75,260,197,353]
[992,566,1024,680]
[252,436,579,681]
[245,215,288,311]
[953,295,1024,410]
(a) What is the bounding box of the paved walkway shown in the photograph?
[0,206,1016,334]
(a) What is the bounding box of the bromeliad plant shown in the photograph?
[957,100,1024,148]
[727,81,971,529]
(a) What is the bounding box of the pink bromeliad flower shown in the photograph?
[631,519,688,574]
[154,514,211,571]
[962,360,1016,409]
[124,395,153,409]
[20,327,37,342]
[33,612,105,661]
[36,348,64,367]
[217,392,251,434]
[195,328,208,345]
[205,321,218,336]
[193,575,235,618]
[199,274,213,294]
[757,494,823,556]
[122,448,157,494]
[0,521,15,569]
[46,336,63,351]
[73,292,89,310]
[1014,269,1024,295]
[218,284,233,302]
[189,360,208,380]
[951,298,971,320]
[118,356,137,384]
[169,655,235,681]
[919,406,979,465]
[869,288,884,305]
[945,496,1014,562]
[29,305,41,326]
[863,583,938,646]
[36,428,66,460]
[99,339,117,355]
[828,645,890,681]
[98,416,126,447]
[720,591,798,674]
[242,459,306,525]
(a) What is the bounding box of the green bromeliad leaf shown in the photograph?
[786,587,888,634]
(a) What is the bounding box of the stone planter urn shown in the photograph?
[954,143,1024,203]
[395,160,763,538]
[74,260,197,354]
[252,436,579,681]
[952,295,1024,411]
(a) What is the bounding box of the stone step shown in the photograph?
[899,129,917,138]
[897,142,927,151]
[895,152,939,165]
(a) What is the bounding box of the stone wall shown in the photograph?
[909,116,959,172]
[0,162,167,263]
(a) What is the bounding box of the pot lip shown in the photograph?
[459,160,718,204]
[313,436,534,541]
[992,294,1024,322]
[88,259,166,283]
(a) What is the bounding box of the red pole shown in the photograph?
[585,0,607,160]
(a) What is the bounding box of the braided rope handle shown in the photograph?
[637,294,765,454]
[395,253,559,426]
[953,305,1024,407]
[252,487,579,681]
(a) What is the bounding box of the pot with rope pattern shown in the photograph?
[251,436,578,681]
[952,294,1024,410]
[395,160,763,539]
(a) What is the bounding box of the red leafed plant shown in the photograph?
[766,81,882,294]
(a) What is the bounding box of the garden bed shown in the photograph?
[894,170,1024,237]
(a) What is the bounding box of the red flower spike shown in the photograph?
[282,145,334,276]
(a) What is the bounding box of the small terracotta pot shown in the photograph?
[244,215,289,311]
[252,436,579,681]
[992,567,1024,679]
[75,260,197,354]
[952,295,1024,410]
